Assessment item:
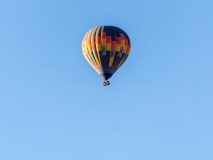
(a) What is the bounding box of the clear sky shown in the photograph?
[0,0,213,160]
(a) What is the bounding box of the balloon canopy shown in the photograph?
[82,26,131,86]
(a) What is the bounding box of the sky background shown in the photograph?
[0,0,213,160]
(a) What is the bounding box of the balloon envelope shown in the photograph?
[82,26,131,83]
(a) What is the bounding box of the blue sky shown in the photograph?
[0,0,213,160]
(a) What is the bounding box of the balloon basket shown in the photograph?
[103,81,110,86]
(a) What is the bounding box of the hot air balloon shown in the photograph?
[82,26,131,86]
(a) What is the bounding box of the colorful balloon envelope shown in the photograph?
[82,26,131,86]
